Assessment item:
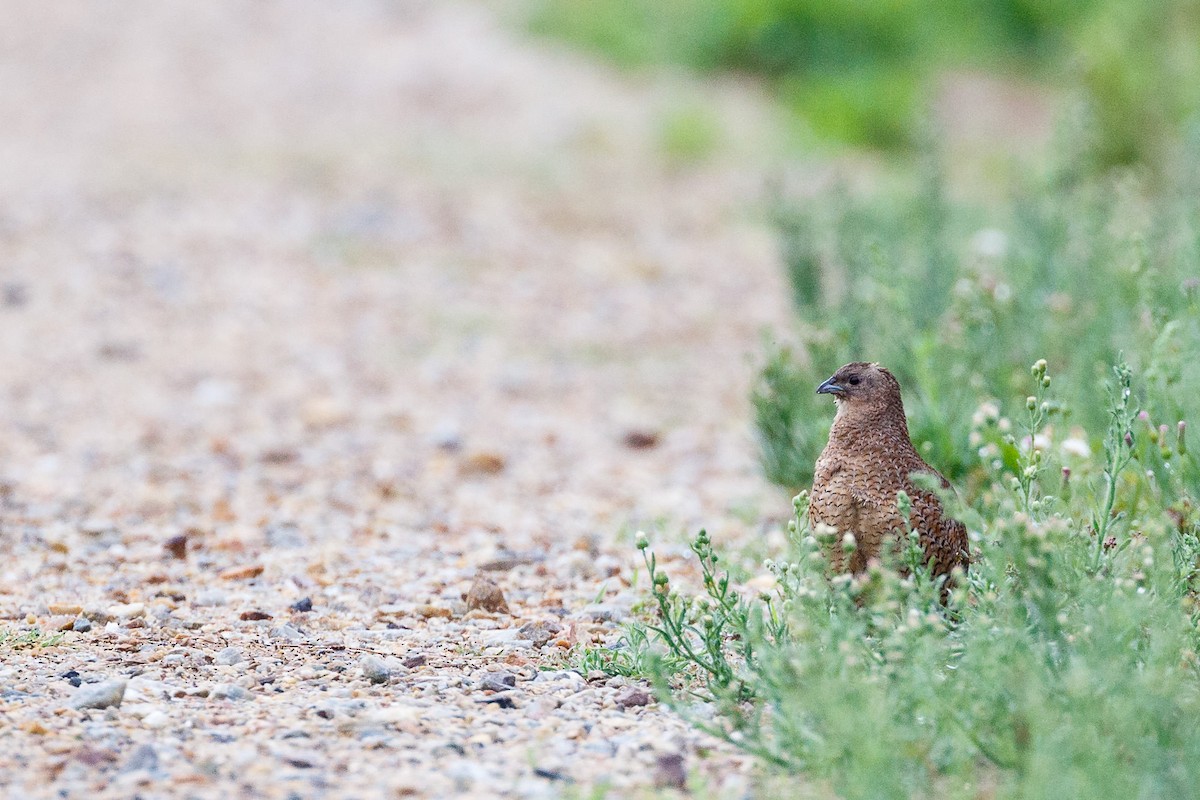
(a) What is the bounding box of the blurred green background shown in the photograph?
[531,0,1200,166]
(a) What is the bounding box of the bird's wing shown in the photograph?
[905,472,970,578]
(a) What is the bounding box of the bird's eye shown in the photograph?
[847,376,861,386]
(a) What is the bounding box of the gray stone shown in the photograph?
[532,670,585,690]
[70,679,128,710]
[214,646,244,666]
[123,743,159,773]
[359,655,391,684]
[192,590,227,607]
[576,603,627,623]
[71,617,93,632]
[477,671,517,693]
[655,753,687,789]
[270,624,304,642]
[210,683,251,701]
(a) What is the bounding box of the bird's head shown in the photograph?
[816,362,904,416]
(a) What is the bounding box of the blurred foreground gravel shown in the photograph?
[0,2,793,797]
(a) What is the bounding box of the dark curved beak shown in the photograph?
[816,376,844,395]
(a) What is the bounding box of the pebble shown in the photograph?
[210,683,252,701]
[215,647,244,666]
[123,743,159,773]
[192,589,227,607]
[431,421,462,451]
[460,451,506,476]
[477,671,517,692]
[359,655,391,684]
[577,603,627,623]
[71,617,92,632]
[517,620,563,648]
[69,680,128,710]
[48,603,83,616]
[163,534,189,560]
[464,578,510,614]
[142,711,170,729]
[532,671,586,691]
[219,564,264,581]
[270,624,304,641]
[654,753,688,789]
[107,603,145,619]
[614,686,652,709]
[480,630,533,649]
[478,551,543,571]
[290,597,314,612]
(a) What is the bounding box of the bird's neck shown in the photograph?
[830,400,912,448]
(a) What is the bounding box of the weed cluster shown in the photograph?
[619,361,1200,798]
[755,145,1200,492]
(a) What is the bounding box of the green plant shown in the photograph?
[0,627,65,649]
[755,138,1200,492]
[627,359,1200,799]
[570,624,654,678]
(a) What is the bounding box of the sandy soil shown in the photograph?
[0,2,798,797]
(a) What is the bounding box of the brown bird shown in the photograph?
[810,362,968,587]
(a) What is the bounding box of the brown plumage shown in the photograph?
[810,362,968,587]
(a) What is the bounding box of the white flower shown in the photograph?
[971,401,1001,427]
[1061,437,1091,459]
[1020,433,1051,452]
[970,228,1009,259]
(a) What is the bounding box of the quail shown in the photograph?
[810,362,969,586]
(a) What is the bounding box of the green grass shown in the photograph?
[0,627,65,649]
[597,138,1200,796]
[754,136,1200,492]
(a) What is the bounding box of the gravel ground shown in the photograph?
[0,2,795,797]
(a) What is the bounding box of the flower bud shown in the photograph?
[1026,396,1037,411]
[1042,376,1051,388]
[635,531,649,550]
[841,533,857,554]
[814,523,839,545]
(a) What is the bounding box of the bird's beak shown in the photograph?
[816,376,845,396]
